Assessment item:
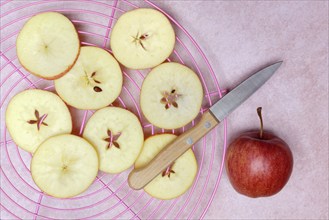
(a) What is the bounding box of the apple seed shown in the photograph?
[93,86,102,92]
[140,33,149,40]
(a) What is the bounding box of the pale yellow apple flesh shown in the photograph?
[140,62,203,129]
[54,46,122,110]
[31,134,99,198]
[5,89,72,153]
[16,12,80,79]
[135,134,198,200]
[110,8,175,69]
[83,107,144,173]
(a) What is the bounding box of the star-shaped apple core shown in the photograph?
[83,71,103,92]
[132,32,150,51]
[162,163,175,178]
[27,109,48,130]
[160,89,182,110]
[104,129,121,150]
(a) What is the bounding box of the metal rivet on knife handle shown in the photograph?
[204,121,211,128]
[186,137,193,145]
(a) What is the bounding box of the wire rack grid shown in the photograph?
[0,0,228,219]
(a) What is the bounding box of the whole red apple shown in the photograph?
[225,107,293,198]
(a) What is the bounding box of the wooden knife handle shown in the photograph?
[128,111,219,190]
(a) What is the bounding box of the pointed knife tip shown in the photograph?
[272,61,283,70]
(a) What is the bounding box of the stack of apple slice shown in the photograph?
[110,8,202,199]
[6,8,204,200]
[5,88,100,198]
[10,11,127,198]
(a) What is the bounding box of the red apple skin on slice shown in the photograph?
[225,131,293,198]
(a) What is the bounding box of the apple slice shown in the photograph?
[54,46,123,110]
[16,12,80,79]
[135,134,198,200]
[83,107,144,173]
[31,134,99,198]
[110,8,175,69]
[140,62,203,129]
[5,89,72,153]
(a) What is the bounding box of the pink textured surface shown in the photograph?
[162,1,328,219]
[1,1,328,220]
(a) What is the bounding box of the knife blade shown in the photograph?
[209,61,282,121]
[128,61,283,190]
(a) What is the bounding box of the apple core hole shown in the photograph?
[104,129,121,150]
[162,163,175,178]
[161,90,180,110]
[27,110,48,130]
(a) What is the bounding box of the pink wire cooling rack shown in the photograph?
[0,0,228,219]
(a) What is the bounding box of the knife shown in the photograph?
[128,61,283,190]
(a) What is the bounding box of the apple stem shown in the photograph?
[257,107,263,139]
